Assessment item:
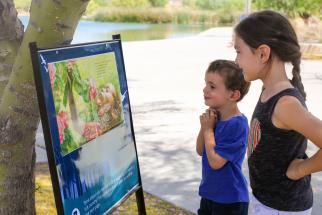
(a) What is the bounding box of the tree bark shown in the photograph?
[0,0,90,213]
[0,0,23,103]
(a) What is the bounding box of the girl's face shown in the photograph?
[234,35,263,82]
[203,72,232,109]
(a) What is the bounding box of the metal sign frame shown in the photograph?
[29,35,146,215]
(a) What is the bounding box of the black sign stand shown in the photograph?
[29,34,146,215]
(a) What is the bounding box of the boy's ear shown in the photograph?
[258,44,271,63]
[230,90,241,101]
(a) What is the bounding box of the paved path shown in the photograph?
[36,27,322,214]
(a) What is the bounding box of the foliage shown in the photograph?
[173,9,218,25]
[14,0,31,11]
[149,0,168,7]
[85,1,100,15]
[89,7,239,25]
[182,0,197,8]
[253,0,322,18]
[111,0,150,8]
[193,0,243,24]
[94,0,112,6]
[92,7,172,23]
[195,0,243,11]
[15,0,322,20]
[195,0,216,10]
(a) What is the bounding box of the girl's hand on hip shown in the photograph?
[200,109,217,132]
[286,159,305,180]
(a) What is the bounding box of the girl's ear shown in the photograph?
[258,44,271,63]
[230,90,241,101]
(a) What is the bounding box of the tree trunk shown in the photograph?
[0,0,90,213]
[0,0,23,103]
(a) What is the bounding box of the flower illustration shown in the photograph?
[67,60,76,70]
[48,63,56,88]
[89,78,97,101]
[57,111,69,143]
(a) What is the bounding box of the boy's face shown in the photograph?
[203,72,233,109]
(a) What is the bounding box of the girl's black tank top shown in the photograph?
[248,88,313,211]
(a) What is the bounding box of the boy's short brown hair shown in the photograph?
[206,59,250,101]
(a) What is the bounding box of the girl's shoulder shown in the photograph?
[274,87,306,116]
[256,88,306,116]
[273,94,307,130]
[260,88,304,105]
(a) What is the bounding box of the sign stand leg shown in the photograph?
[136,187,146,215]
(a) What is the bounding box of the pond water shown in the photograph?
[19,16,209,43]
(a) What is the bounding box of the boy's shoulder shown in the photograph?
[224,114,248,126]
[218,114,248,133]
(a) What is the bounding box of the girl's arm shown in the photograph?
[200,110,227,170]
[196,128,204,156]
[273,96,322,180]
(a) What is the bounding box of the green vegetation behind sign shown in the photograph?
[15,0,322,26]
[15,0,322,19]
[253,0,322,18]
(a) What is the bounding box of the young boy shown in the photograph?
[196,60,250,215]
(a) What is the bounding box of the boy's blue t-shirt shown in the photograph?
[199,114,249,203]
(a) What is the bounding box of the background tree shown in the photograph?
[111,0,150,8]
[253,0,322,18]
[0,0,90,213]
[149,0,168,7]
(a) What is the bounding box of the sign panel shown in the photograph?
[30,39,144,215]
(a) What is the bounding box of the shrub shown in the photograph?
[14,0,31,11]
[195,0,243,12]
[85,1,100,15]
[111,0,150,8]
[149,0,168,7]
[88,7,238,25]
[253,0,322,18]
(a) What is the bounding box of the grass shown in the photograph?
[35,163,58,214]
[35,163,195,215]
[87,7,239,25]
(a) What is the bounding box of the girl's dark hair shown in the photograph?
[207,59,250,102]
[234,10,306,100]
